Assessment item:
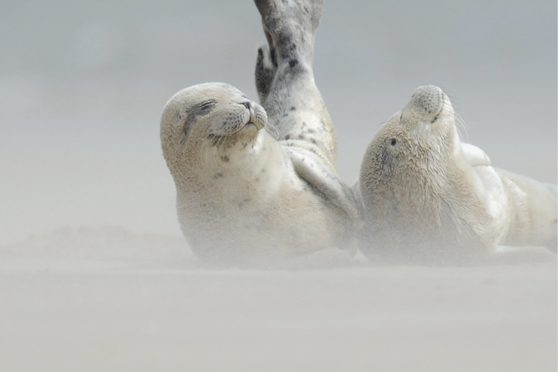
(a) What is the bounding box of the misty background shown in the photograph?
[1,1,556,371]
[1,0,555,245]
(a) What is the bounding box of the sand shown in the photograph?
[0,227,556,372]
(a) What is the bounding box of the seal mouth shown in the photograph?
[236,115,264,133]
[245,122,259,130]
[241,122,261,135]
[247,107,266,130]
[430,93,444,124]
[209,110,264,137]
[206,118,263,147]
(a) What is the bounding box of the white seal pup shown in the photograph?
[355,85,557,263]
[160,0,358,265]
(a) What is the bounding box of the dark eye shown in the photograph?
[390,138,397,146]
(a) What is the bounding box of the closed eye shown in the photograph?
[198,100,217,112]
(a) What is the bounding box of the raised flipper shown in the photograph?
[255,45,276,104]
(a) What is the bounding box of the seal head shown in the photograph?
[161,83,267,175]
[357,85,496,263]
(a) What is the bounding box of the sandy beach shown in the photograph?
[0,228,556,371]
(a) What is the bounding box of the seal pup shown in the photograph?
[160,0,358,266]
[355,85,557,263]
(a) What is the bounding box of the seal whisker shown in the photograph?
[212,136,225,168]
[454,112,469,142]
[265,121,281,140]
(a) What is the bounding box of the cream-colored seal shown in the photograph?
[355,85,557,263]
[161,0,358,266]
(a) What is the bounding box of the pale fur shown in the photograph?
[355,85,557,263]
[161,0,358,266]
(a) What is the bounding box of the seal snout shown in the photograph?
[240,101,263,129]
[243,101,267,130]
[409,85,444,122]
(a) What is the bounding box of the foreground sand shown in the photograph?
[0,227,556,372]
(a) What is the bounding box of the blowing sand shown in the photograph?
[0,226,556,372]
[1,1,556,370]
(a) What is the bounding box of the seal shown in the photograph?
[355,85,557,263]
[160,0,358,266]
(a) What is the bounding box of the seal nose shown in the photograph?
[240,101,252,110]
[409,85,444,120]
[248,104,267,130]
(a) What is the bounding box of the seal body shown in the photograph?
[161,84,355,265]
[355,85,557,263]
[161,0,358,265]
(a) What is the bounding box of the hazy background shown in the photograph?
[0,1,556,371]
[1,0,555,244]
